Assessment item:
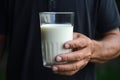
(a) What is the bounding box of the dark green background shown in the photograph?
[0,0,120,80]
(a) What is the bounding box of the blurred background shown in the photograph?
[0,0,120,80]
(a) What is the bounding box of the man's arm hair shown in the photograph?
[91,28,120,63]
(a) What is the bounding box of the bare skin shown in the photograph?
[52,28,120,76]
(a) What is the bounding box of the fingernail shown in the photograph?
[56,56,62,62]
[65,44,70,48]
[52,66,58,71]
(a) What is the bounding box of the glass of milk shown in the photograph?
[39,12,74,68]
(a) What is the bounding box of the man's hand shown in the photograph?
[52,32,94,76]
[52,28,120,76]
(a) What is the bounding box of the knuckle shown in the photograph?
[62,55,70,61]
[75,64,80,70]
[72,64,80,71]
[75,55,81,60]
[66,55,70,61]
[86,53,92,59]
[71,43,76,48]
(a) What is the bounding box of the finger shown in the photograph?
[53,59,89,72]
[54,70,78,76]
[64,38,88,49]
[56,48,91,62]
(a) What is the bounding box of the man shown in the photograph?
[0,0,120,80]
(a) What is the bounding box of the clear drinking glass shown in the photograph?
[39,12,74,68]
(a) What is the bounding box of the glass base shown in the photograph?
[43,62,53,68]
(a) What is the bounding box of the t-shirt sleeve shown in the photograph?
[0,0,8,35]
[97,0,120,33]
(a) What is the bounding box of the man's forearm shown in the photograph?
[91,28,120,63]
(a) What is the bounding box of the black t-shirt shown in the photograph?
[0,0,120,80]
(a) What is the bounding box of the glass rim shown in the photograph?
[39,12,74,26]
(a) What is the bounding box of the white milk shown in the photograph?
[41,24,73,67]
